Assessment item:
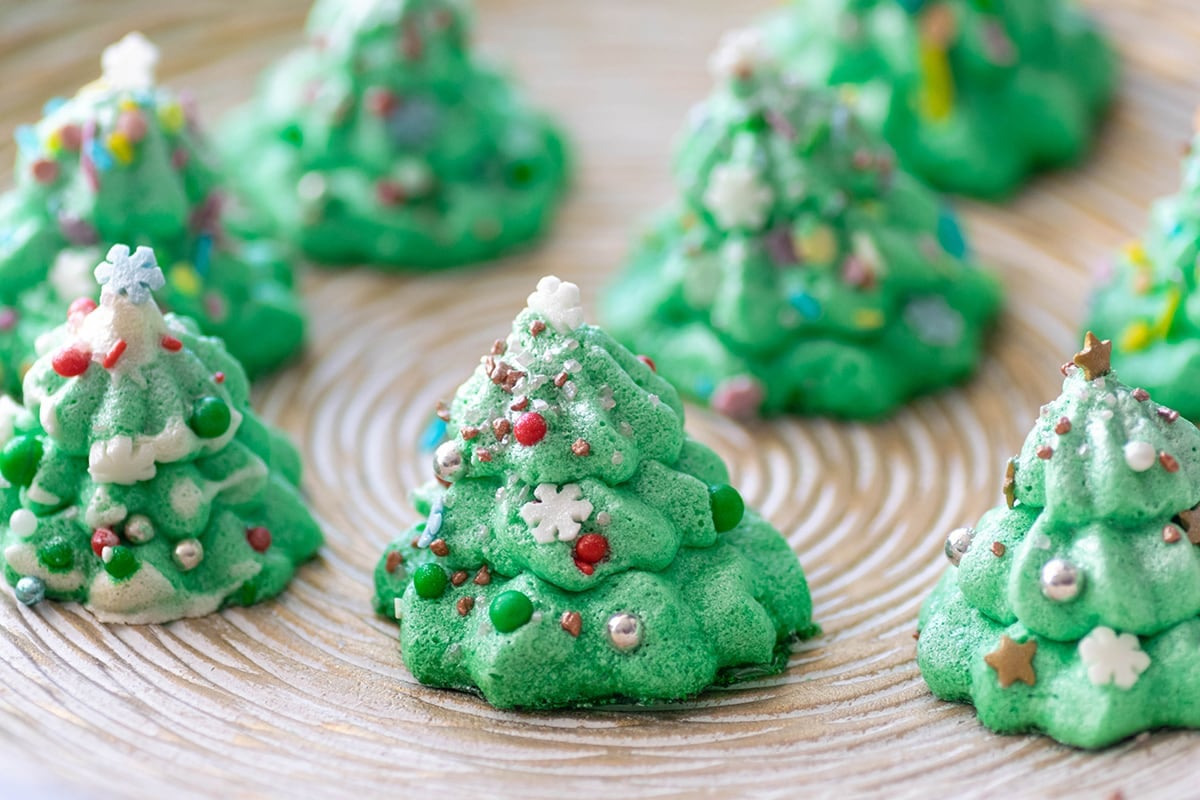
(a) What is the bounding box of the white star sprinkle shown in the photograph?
[101,32,160,92]
[708,28,767,82]
[526,276,585,334]
[703,162,773,230]
[520,483,593,544]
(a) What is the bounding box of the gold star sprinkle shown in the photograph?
[984,635,1038,688]
[1003,458,1017,509]
[1073,332,1112,381]
[1178,506,1200,545]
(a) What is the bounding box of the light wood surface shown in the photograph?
[1,1,1199,797]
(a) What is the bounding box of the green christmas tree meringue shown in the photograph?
[374,276,817,708]
[762,0,1115,198]
[918,334,1200,748]
[603,31,1001,420]
[220,0,569,269]
[1086,120,1200,421]
[0,245,322,623]
[0,33,307,396]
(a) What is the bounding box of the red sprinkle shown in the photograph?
[637,355,656,372]
[574,560,595,575]
[90,528,119,558]
[1160,452,1180,473]
[575,533,609,565]
[161,335,183,352]
[246,526,272,553]
[214,372,226,384]
[67,297,98,323]
[1054,417,1071,435]
[59,124,82,151]
[102,339,128,370]
[1159,407,1181,423]
[31,158,58,184]
[52,346,91,377]
[1036,445,1053,460]
[365,87,398,116]
[1132,388,1150,402]
[514,412,548,446]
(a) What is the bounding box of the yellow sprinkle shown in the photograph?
[158,102,185,133]
[795,225,838,265]
[854,308,885,330]
[1153,286,1181,338]
[1123,240,1149,267]
[918,43,954,121]
[107,132,134,165]
[45,129,62,154]
[170,264,202,297]
[1119,321,1153,353]
[118,97,140,112]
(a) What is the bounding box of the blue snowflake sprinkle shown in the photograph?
[95,244,165,305]
[417,499,446,548]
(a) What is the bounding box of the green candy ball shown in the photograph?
[412,563,448,599]
[104,546,140,580]
[489,590,534,633]
[0,435,43,488]
[190,396,232,439]
[37,538,74,572]
[709,484,745,533]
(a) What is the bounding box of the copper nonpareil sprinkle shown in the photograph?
[572,438,591,456]
[476,448,492,462]
[1054,417,1071,435]
[1159,407,1181,423]
[1161,452,1180,473]
[410,537,421,549]
[457,596,475,616]
[460,426,480,440]
[1036,445,1053,460]
[436,401,451,422]
[510,396,529,412]
[492,418,512,438]
[385,551,404,573]
[474,565,491,585]
[430,539,450,557]
[450,570,468,586]
[554,371,569,388]
[530,319,546,336]
[1163,525,1182,543]
[491,338,506,356]
[560,611,582,637]
[1132,387,1150,402]
[992,541,1006,557]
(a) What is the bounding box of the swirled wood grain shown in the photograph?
[1,0,1199,796]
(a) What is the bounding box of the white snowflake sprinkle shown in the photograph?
[904,296,964,347]
[562,381,577,401]
[526,276,585,333]
[599,385,616,411]
[708,28,767,82]
[704,163,773,230]
[95,244,164,305]
[1079,627,1149,690]
[564,359,582,373]
[611,452,624,466]
[520,483,593,544]
[101,32,159,92]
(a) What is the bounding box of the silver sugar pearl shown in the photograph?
[1040,558,1083,602]
[944,527,974,566]
[124,514,155,544]
[14,575,45,606]
[433,441,466,482]
[173,539,204,571]
[606,612,643,651]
